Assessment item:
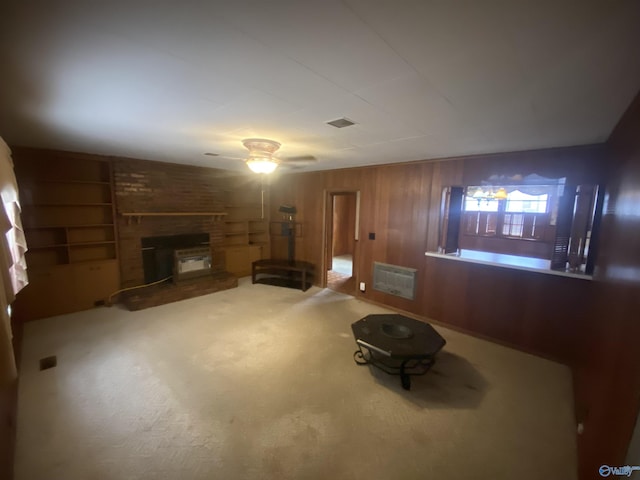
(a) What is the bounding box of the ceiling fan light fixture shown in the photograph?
[242,138,281,174]
[246,156,279,174]
[242,138,281,156]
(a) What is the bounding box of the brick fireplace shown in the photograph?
[112,157,232,288]
[111,157,242,309]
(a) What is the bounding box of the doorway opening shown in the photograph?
[325,191,359,294]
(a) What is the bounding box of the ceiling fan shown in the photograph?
[216,138,317,174]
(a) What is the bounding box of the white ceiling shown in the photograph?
[1,1,639,172]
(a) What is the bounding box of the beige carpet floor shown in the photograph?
[15,278,577,479]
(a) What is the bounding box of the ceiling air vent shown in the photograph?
[326,117,356,128]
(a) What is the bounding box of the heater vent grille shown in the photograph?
[372,262,417,300]
[174,247,212,282]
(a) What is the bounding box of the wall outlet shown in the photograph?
[359,282,366,292]
[577,422,584,435]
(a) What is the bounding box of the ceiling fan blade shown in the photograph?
[211,154,245,161]
[210,139,318,172]
[279,163,308,170]
[280,155,317,164]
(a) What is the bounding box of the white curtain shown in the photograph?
[0,137,28,379]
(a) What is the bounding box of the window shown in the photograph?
[438,177,602,275]
[502,213,524,237]
[505,190,548,214]
[463,211,497,236]
[462,186,553,241]
[464,197,499,212]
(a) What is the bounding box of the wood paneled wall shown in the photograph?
[574,92,640,479]
[269,145,605,363]
[423,256,593,364]
[458,233,554,259]
[0,334,18,480]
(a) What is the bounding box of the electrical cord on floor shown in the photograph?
[106,275,173,306]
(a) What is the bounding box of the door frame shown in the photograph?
[322,189,360,288]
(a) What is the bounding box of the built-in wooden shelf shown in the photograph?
[221,178,270,276]
[12,148,120,321]
[121,212,228,224]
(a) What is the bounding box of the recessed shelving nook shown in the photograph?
[12,148,120,320]
[222,177,270,277]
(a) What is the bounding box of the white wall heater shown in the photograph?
[372,262,417,300]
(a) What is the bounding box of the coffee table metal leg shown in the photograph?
[353,347,368,365]
[400,360,411,390]
[353,341,438,391]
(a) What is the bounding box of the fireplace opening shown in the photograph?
[142,233,210,283]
